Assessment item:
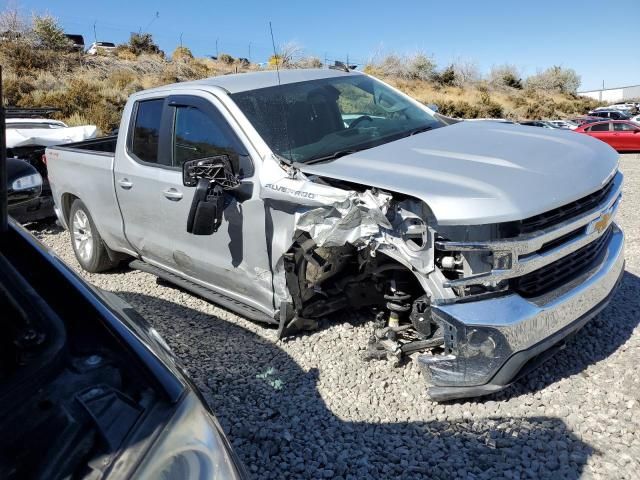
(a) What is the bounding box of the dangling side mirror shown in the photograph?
[182,156,240,235]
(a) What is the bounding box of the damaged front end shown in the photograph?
[262,155,449,368]
[262,155,625,401]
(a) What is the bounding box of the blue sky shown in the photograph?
[12,0,640,90]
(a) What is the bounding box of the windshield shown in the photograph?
[230,75,442,163]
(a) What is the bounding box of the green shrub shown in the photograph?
[32,14,70,50]
[125,33,162,56]
[436,65,457,86]
[172,46,193,61]
[218,53,235,64]
[525,66,581,93]
[0,41,53,73]
[490,65,523,89]
[3,75,35,105]
[437,100,481,118]
[114,45,138,61]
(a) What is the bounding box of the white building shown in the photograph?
[579,84,640,103]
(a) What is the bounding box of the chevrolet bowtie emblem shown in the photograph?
[592,212,612,234]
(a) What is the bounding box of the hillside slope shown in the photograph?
[1,45,601,134]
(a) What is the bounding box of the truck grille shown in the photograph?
[519,177,615,234]
[512,226,613,298]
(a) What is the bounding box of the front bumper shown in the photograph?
[419,224,624,401]
[8,194,55,224]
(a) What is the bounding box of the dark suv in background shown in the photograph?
[588,109,631,120]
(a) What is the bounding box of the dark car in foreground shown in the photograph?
[0,100,245,479]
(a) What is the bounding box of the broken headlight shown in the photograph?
[419,310,512,387]
[436,245,510,297]
[133,393,244,479]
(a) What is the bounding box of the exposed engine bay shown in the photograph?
[261,157,468,365]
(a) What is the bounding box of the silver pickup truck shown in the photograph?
[47,68,624,401]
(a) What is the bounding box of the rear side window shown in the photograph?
[589,123,610,132]
[130,99,164,164]
[614,122,637,131]
[172,106,240,168]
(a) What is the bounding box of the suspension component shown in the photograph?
[384,290,411,328]
[410,295,433,338]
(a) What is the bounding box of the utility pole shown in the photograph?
[248,41,251,61]
[179,32,183,48]
[93,21,97,43]
[216,37,219,57]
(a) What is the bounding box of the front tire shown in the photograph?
[69,199,117,273]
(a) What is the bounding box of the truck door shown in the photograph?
[114,93,274,313]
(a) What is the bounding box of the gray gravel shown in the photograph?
[30,154,640,479]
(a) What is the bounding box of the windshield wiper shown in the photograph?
[407,125,434,136]
[303,149,359,165]
[299,125,435,166]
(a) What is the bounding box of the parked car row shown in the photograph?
[5,108,97,223]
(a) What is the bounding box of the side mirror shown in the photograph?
[182,155,239,189]
[7,158,42,206]
[182,156,239,235]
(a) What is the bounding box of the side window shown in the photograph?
[172,106,240,168]
[614,122,637,131]
[590,122,610,132]
[130,99,164,164]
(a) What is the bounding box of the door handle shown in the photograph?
[118,178,133,189]
[163,188,183,201]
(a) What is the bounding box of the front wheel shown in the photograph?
[69,199,117,273]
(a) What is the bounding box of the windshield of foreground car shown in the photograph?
[230,75,443,163]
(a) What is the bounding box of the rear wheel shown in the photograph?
[69,199,117,273]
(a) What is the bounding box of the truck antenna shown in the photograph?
[268,22,294,165]
[269,21,281,85]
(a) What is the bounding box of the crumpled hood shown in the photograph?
[299,121,619,225]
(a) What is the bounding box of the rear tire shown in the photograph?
[69,199,117,273]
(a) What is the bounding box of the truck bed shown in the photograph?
[49,135,117,154]
[46,138,126,252]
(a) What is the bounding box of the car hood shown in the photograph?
[299,121,619,225]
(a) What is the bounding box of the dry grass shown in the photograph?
[1,42,602,133]
[382,76,601,120]
[0,44,260,133]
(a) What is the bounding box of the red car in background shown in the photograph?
[575,120,640,151]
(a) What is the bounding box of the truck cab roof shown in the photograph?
[141,68,364,96]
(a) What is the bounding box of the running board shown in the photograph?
[129,260,277,325]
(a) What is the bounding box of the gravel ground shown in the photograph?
[31,154,640,479]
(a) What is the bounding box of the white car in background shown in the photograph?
[6,118,97,148]
[87,41,117,55]
[629,114,640,125]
